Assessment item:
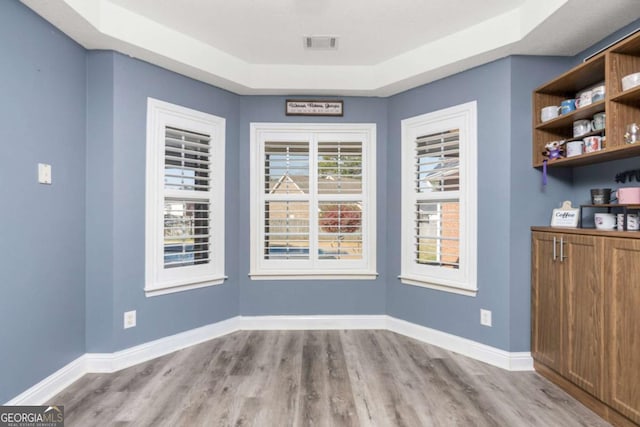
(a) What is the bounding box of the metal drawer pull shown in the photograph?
[553,237,557,261]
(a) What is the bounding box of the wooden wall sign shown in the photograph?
[285,100,343,116]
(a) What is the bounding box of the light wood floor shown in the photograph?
[50,330,610,427]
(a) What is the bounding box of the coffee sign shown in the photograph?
[550,200,580,228]
[286,100,343,116]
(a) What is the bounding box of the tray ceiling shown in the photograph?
[21,0,640,96]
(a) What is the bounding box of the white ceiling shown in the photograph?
[21,0,640,96]
[108,0,527,66]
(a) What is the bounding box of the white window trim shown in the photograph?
[145,98,226,297]
[249,122,377,280]
[399,101,478,296]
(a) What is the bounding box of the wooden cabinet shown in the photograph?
[531,232,562,371]
[532,228,639,426]
[531,232,603,397]
[532,31,640,168]
[603,238,640,423]
[562,234,604,397]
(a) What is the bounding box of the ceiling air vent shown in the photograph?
[304,36,338,50]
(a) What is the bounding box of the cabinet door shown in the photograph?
[531,232,562,371]
[603,237,640,424]
[561,234,604,398]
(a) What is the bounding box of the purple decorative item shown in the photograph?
[541,140,565,186]
[547,148,562,159]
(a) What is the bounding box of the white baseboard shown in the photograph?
[386,317,533,371]
[239,314,387,331]
[6,355,88,405]
[7,314,532,405]
[86,316,240,373]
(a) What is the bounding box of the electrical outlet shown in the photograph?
[38,163,52,184]
[480,309,492,327]
[124,310,136,329]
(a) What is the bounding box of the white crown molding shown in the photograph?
[6,315,532,405]
[20,0,573,96]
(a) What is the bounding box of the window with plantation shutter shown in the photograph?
[400,102,477,296]
[146,98,226,297]
[250,123,376,280]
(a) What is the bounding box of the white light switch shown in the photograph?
[38,163,52,184]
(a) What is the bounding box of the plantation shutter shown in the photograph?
[414,130,460,269]
[163,126,212,268]
[317,141,364,260]
[263,141,310,260]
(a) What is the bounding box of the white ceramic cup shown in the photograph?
[541,106,560,122]
[566,140,584,157]
[573,119,592,137]
[617,213,639,231]
[595,213,616,230]
[584,136,603,153]
[591,85,605,102]
[591,112,605,131]
[575,90,592,108]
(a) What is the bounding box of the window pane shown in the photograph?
[318,201,363,260]
[265,141,309,194]
[164,127,211,192]
[318,141,362,194]
[415,200,459,268]
[164,199,210,268]
[415,130,459,193]
[264,201,309,259]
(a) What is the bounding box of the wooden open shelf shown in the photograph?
[535,100,605,130]
[533,31,640,168]
[533,143,640,168]
[534,54,606,95]
[610,84,640,103]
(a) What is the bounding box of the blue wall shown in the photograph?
[508,56,575,351]
[237,96,388,315]
[84,52,241,352]
[386,59,514,349]
[0,1,87,403]
[86,52,116,352]
[3,0,640,402]
[385,56,576,352]
[569,18,640,211]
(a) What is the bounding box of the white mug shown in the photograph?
[591,85,605,102]
[573,119,592,137]
[617,213,639,231]
[541,106,560,122]
[575,90,592,108]
[566,140,583,157]
[591,112,605,131]
[595,213,616,230]
[584,136,603,153]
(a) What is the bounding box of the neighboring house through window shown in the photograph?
[145,98,226,297]
[250,123,377,280]
[400,101,477,296]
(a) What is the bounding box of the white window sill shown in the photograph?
[249,271,378,281]
[145,276,227,297]
[398,275,477,297]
